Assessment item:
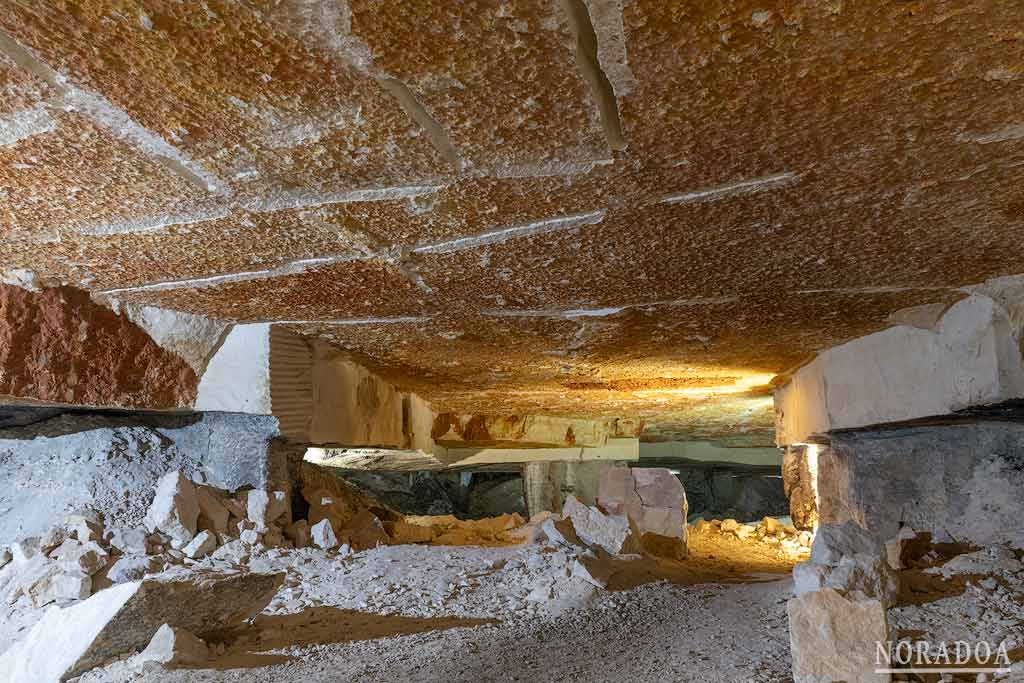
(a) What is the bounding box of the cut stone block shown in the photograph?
[143,471,199,547]
[383,520,435,545]
[0,569,284,682]
[787,588,889,683]
[109,527,149,555]
[597,466,687,539]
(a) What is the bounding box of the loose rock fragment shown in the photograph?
[144,471,200,547]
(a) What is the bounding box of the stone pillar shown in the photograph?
[782,444,819,530]
[521,461,606,516]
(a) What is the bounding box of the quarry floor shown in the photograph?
[66,534,798,683]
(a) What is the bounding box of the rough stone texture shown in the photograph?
[114,303,230,377]
[787,589,889,683]
[597,466,687,543]
[561,495,640,555]
[776,294,1024,445]
[0,411,280,544]
[0,569,284,682]
[810,521,884,568]
[433,414,614,448]
[143,471,199,547]
[1,2,1023,438]
[818,420,1024,548]
[782,445,818,530]
[796,522,899,607]
[134,624,209,670]
[0,284,197,409]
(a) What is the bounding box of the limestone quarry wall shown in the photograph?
[0,409,280,544]
[817,419,1024,547]
[775,294,1024,445]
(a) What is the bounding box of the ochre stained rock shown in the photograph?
[0,285,197,408]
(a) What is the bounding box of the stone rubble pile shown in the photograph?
[0,464,697,682]
[788,521,897,683]
[691,515,813,554]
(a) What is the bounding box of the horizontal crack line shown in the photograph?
[411,210,606,255]
[482,296,738,319]
[271,316,432,326]
[97,253,367,295]
[659,172,799,206]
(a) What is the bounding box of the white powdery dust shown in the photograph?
[0,104,55,147]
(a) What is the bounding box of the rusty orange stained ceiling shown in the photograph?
[1,1,1022,445]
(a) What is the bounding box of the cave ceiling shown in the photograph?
[1,1,1022,445]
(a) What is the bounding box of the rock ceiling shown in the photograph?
[1,1,1022,444]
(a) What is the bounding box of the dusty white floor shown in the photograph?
[56,543,794,683]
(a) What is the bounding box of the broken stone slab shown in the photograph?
[50,539,109,575]
[46,571,92,602]
[562,495,641,555]
[825,553,899,607]
[794,553,899,607]
[106,556,164,584]
[0,568,284,682]
[133,623,210,671]
[0,547,10,568]
[811,521,885,567]
[540,516,584,548]
[239,528,262,546]
[310,519,338,549]
[196,486,230,535]
[182,530,218,559]
[39,527,68,554]
[144,471,200,547]
[792,561,829,596]
[109,527,150,556]
[787,588,889,683]
[246,490,289,531]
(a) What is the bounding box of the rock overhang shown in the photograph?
[0,1,1021,443]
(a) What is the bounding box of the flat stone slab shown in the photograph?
[0,568,284,682]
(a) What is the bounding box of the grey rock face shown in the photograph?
[819,419,1024,547]
[0,411,280,544]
